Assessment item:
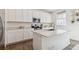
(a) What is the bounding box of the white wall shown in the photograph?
[69,21,79,41]
[68,10,79,41]
[52,9,79,41]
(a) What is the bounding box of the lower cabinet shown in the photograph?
[7,29,24,44]
[7,30,16,44]
[24,28,33,40]
[7,28,33,45]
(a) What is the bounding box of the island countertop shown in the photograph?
[32,29,67,37]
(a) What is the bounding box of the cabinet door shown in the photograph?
[15,29,24,42]
[16,9,23,21]
[24,29,29,40]
[5,9,16,21]
[45,13,52,23]
[40,12,52,23]
[32,10,40,18]
[23,9,32,22]
[7,30,17,44]
[40,12,47,23]
[7,29,24,44]
[24,28,33,40]
[27,28,33,39]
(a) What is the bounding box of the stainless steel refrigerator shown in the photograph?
[0,16,4,45]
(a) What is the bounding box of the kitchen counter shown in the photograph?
[33,29,70,50]
[32,29,67,37]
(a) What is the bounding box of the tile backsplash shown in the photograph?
[42,23,54,28]
[6,22,54,30]
[7,22,32,30]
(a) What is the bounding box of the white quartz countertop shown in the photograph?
[32,29,67,37]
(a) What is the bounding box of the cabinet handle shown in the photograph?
[19,26,24,29]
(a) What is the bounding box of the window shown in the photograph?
[56,12,67,25]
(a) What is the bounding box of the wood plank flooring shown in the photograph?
[0,45,4,50]
[6,39,33,50]
[0,39,79,50]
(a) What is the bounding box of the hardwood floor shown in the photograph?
[0,45,5,50]
[6,39,33,50]
[1,39,79,50]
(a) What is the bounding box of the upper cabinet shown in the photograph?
[46,13,52,23]
[32,10,40,18]
[16,9,23,22]
[40,12,52,23]
[5,9,52,23]
[5,9,24,22]
[40,12,46,23]
[5,9,16,21]
[23,9,32,22]
[32,10,52,23]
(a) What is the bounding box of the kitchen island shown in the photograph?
[33,29,70,50]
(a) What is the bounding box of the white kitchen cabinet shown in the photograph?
[24,29,29,39]
[23,9,32,22]
[7,30,16,44]
[45,13,52,23]
[16,9,23,21]
[6,28,33,44]
[5,9,24,22]
[5,9,16,21]
[33,30,70,50]
[24,28,33,40]
[40,12,52,23]
[57,13,66,19]
[28,29,33,38]
[15,29,24,42]
[5,9,52,23]
[32,10,40,18]
[40,12,46,23]
[7,29,24,44]
[32,10,52,23]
